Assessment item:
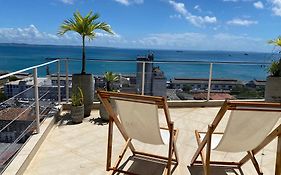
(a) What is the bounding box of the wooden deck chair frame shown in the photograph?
[190,100,281,175]
[97,90,179,175]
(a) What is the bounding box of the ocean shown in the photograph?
[0,44,278,81]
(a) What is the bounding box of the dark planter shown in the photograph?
[99,100,116,121]
[72,74,94,117]
[71,105,84,123]
[265,76,281,102]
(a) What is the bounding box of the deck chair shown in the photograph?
[190,100,281,175]
[97,90,179,175]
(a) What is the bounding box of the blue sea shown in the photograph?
[0,44,278,81]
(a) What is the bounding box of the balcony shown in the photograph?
[0,59,279,174]
[4,107,279,175]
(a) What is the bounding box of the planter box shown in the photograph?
[71,105,84,123]
[265,76,281,102]
[72,74,94,117]
[99,100,116,121]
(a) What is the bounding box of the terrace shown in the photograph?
[0,58,279,174]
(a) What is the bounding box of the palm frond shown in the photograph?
[58,10,113,39]
[268,36,281,47]
[93,22,113,34]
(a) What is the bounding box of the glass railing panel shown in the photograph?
[212,63,267,100]
[62,58,270,101]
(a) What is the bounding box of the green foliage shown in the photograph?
[58,11,114,74]
[104,72,119,82]
[268,59,281,77]
[58,11,113,39]
[268,36,281,47]
[8,76,19,81]
[104,72,119,91]
[0,91,7,102]
[182,84,192,92]
[71,87,84,106]
[268,37,281,77]
[230,85,264,99]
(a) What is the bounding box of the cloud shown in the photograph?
[222,0,256,2]
[222,0,239,2]
[194,5,202,12]
[60,0,74,4]
[114,0,143,6]
[168,0,217,27]
[134,32,268,51]
[0,25,122,46]
[169,14,182,19]
[0,25,270,52]
[227,18,258,26]
[270,0,281,16]
[253,1,264,9]
[186,15,217,27]
[168,0,187,15]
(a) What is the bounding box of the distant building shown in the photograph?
[246,79,266,89]
[136,54,154,95]
[152,67,167,97]
[136,54,167,97]
[193,93,236,100]
[0,106,52,169]
[0,108,34,143]
[4,75,71,101]
[170,78,243,92]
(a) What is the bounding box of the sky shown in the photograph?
[0,0,280,52]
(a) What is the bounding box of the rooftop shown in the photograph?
[14,107,279,175]
[0,108,34,121]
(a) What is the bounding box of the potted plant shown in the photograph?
[71,87,84,123]
[265,37,281,102]
[99,72,119,121]
[58,11,113,117]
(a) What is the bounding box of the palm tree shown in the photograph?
[268,36,281,47]
[58,11,113,74]
[104,72,119,91]
[268,37,281,77]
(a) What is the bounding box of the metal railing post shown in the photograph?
[57,60,61,104]
[65,59,69,103]
[33,68,40,133]
[141,61,146,95]
[207,63,213,101]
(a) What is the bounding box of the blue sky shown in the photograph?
[0,0,280,52]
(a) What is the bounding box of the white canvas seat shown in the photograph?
[191,100,281,175]
[98,91,178,175]
[115,99,168,145]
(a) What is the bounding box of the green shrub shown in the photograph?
[71,87,83,106]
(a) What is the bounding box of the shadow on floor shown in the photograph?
[89,117,108,125]
[188,165,244,175]
[115,156,177,175]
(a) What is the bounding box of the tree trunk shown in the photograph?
[81,35,86,74]
[106,81,111,91]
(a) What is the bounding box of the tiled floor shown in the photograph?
[24,107,278,175]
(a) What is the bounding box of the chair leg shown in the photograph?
[195,130,207,173]
[173,129,179,164]
[205,126,212,175]
[166,123,174,175]
[107,117,114,171]
[276,135,281,175]
[247,151,263,175]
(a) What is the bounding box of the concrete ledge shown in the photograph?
[2,110,58,175]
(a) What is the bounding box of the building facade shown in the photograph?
[136,54,167,97]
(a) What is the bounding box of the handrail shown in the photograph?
[0,60,58,80]
[45,57,270,65]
